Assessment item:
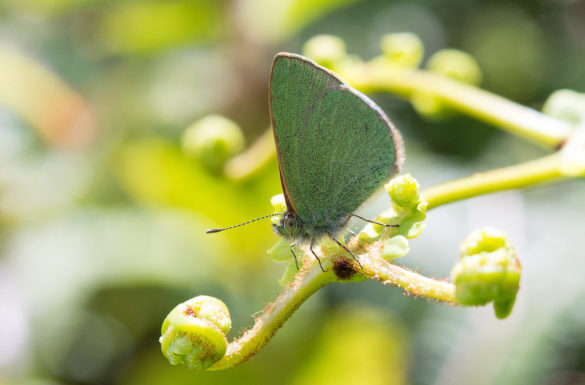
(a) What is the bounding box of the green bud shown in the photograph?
[385,174,428,239]
[358,175,426,247]
[379,32,424,68]
[542,89,585,125]
[182,115,245,173]
[493,297,516,320]
[381,235,409,260]
[386,174,421,210]
[302,35,347,69]
[459,226,511,257]
[560,128,585,177]
[427,49,482,85]
[451,228,521,319]
[160,296,231,370]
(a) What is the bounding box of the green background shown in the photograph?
[1,1,584,384]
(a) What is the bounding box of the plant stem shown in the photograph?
[222,63,574,181]
[203,63,569,370]
[224,128,276,180]
[423,153,565,210]
[209,244,458,370]
[209,265,338,370]
[340,64,574,148]
[360,251,456,303]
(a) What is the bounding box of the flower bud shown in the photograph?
[427,49,482,86]
[302,35,347,69]
[386,174,427,239]
[358,175,427,246]
[542,89,585,125]
[182,115,245,173]
[380,32,424,68]
[451,228,521,319]
[386,174,421,210]
[160,296,231,370]
[459,227,509,257]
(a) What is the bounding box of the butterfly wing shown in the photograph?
[269,53,403,229]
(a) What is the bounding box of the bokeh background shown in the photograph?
[1,0,585,384]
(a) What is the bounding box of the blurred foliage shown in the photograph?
[96,1,226,54]
[289,306,408,385]
[1,0,585,384]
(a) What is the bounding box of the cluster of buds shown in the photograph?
[451,228,521,319]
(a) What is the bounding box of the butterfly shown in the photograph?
[208,53,404,271]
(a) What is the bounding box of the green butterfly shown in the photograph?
[208,53,404,270]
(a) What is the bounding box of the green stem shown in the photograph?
[209,265,337,370]
[224,128,276,181]
[209,246,458,369]
[340,64,573,148]
[360,253,456,303]
[221,63,574,180]
[423,153,565,210]
[203,61,572,371]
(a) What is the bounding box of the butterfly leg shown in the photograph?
[309,239,325,272]
[290,242,300,270]
[329,234,364,269]
[350,213,399,228]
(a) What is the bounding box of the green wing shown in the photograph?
[270,53,403,227]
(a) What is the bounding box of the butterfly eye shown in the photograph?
[284,214,296,233]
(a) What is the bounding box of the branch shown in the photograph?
[360,253,456,303]
[423,153,566,210]
[340,64,573,148]
[211,249,455,370]
[210,264,338,369]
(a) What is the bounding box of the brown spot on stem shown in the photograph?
[333,257,358,280]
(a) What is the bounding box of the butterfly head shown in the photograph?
[273,212,301,239]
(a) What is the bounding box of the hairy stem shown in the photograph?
[341,64,573,148]
[360,253,456,303]
[209,265,338,370]
[210,246,457,369]
[201,62,571,370]
[423,153,565,210]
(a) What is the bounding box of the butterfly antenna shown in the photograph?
[350,213,399,228]
[206,213,283,233]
